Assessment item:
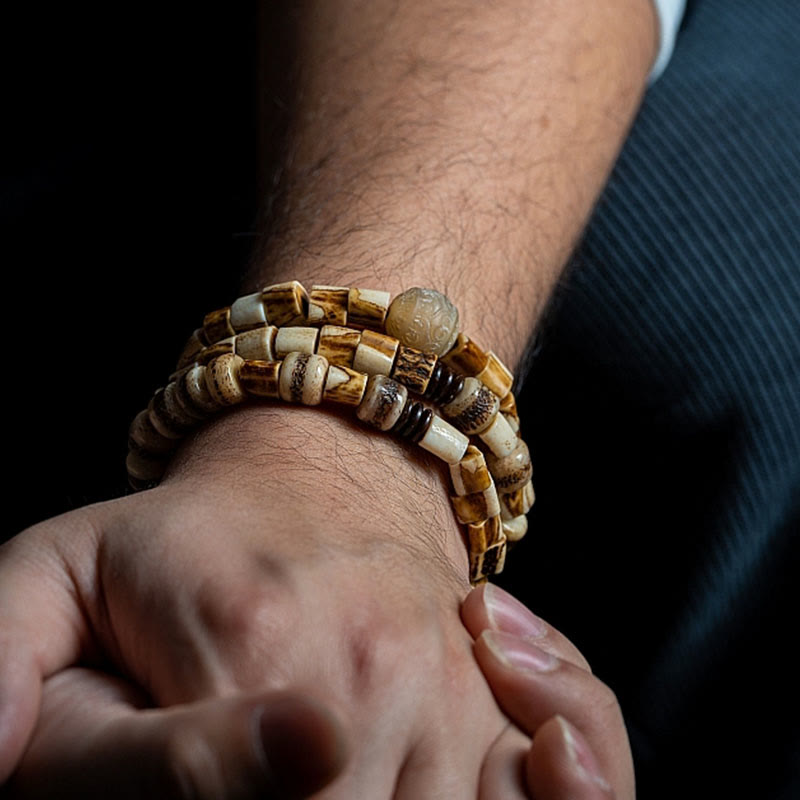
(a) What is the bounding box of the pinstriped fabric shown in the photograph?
[505,0,800,796]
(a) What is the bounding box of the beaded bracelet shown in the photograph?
[127,284,534,584]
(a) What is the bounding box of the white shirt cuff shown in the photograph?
[649,0,687,83]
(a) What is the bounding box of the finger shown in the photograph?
[526,715,616,799]
[474,630,634,798]
[8,669,349,800]
[478,724,530,800]
[461,584,591,671]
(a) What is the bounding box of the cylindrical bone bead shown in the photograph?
[356,374,408,431]
[504,412,520,435]
[391,345,437,395]
[275,326,319,357]
[450,483,501,524]
[317,325,361,367]
[502,514,528,543]
[470,538,507,582]
[126,448,168,485]
[347,288,390,329]
[441,334,490,376]
[449,445,492,496]
[442,377,500,435]
[323,364,368,406]
[234,326,277,362]
[205,353,246,407]
[466,515,504,555]
[197,338,235,365]
[203,307,236,344]
[148,388,188,440]
[128,409,176,456]
[262,281,309,327]
[177,328,208,369]
[486,439,533,492]
[307,285,349,325]
[477,352,514,399]
[352,329,399,376]
[239,359,282,399]
[418,414,469,464]
[279,352,329,405]
[479,412,518,458]
[229,292,268,332]
[180,364,222,415]
[499,391,517,418]
[499,479,535,520]
[384,287,460,356]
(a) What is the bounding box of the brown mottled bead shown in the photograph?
[499,391,518,418]
[391,345,437,395]
[274,326,319,357]
[442,377,499,435]
[161,381,201,428]
[197,338,235,365]
[466,515,504,555]
[126,448,168,485]
[234,326,277,362]
[486,439,533,493]
[450,483,501,525]
[229,292,267,332]
[262,281,309,327]
[148,388,188,440]
[317,325,361,367]
[469,538,507,582]
[449,445,492,495]
[239,359,282,399]
[205,353,246,407]
[353,329,399,376]
[323,364,368,407]
[356,374,408,431]
[384,287,460,356]
[347,288,390,329]
[176,328,208,370]
[307,285,349,325]
[279,352,329,405]
[203,307,236,345]
[180,364,222,415]
[441,333,490,376]
[477,352,514,399]
[502,515,528,543]
[499,479,535,520]
[128,409,176,457]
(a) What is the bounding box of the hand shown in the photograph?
[462,584,635,799]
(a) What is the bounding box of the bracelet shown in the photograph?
[127,284,534,584]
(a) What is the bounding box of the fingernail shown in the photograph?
[483,584,548,638]
[481,629,559,673]
[556,715,612,792]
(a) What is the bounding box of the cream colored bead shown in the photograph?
[356,374,408,431]
[239,359,282,399]
[307,285,349,325]
[279,352,329,405]
[203,307,236,344]
[504,412,520,435]
[176,328,208,369]
[441,333,489,376]
[391,345,437,394]
[347,288,390,329]
[499,480,535,521]
[449,445,492,496]
[466,515,504,555]
[180,364,222,414]
[323,364,368,407]
[234,326,277,361]
[205,353,246,407]
[502,515,528,542]
[352,329,399,377]
[470,538,507,583]
[317,325,361,367]
[384,287,460,356]
[418,414,469,464]
[230,292,268,332]
[442,376,499,435]
[262,281,309,327]
[197,337,235,365]
[450,483,501,524]
[128,409,176,456]
[476,352,514,399]
[486,439,533,492]
[274,326,319,357]
[478,412,518,457]
[499,391,518,417]
[161,381,199,428]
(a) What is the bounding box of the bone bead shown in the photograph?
[391,345,437,395]
[449,445,492,496]
[171,371,210,422]
[347,288,390,329]
[323,364,368,407]
[177,328,208,369]
[441,334,489,376]
[470,539,507,583]
[230,292,268,332]
[499,391,518,418]
[180,364,223,415]
[239,359,282,399]
[203,307,236,344]
[197,338,235,365]
[275,326,319,357]
[307,285,349,325]
[262,281,309,327]
[279,352,329,405]
[504,412,520,435]
[317,325,361,367]
[126,448,168,484]
[234,326,277,361]
[384,287,460,356]
[148,388,188,440]
[161,381,199,428]
[502,514,528,543]
[352,329,399,376]
[478,411,518,458]
[499,479,535,520]
[442,377,500,435]
[205,353,246,407]
[466,515,504,555]
[356,374,408,431]
[486,439,533,492]
[418,414,469,465]
[129,409,176,457]
[477,352,514,399]
[450,483,501,524]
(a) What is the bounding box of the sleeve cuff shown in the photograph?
[649,0,687,83]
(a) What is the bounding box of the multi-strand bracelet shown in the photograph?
[127,282,534,584]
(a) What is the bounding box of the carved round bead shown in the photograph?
[279,352,329,405]
[486,439,533,492]
[384,287,460,356]
[442,377,500,435]
[357,375,408,431]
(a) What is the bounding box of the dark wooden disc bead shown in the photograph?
[392,399,434,444]
[424,362,465,406]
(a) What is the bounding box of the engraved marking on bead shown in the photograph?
[391,345,437,394]
[384,287,460,356]
[442,377,499,435]
[357,375,408,431]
